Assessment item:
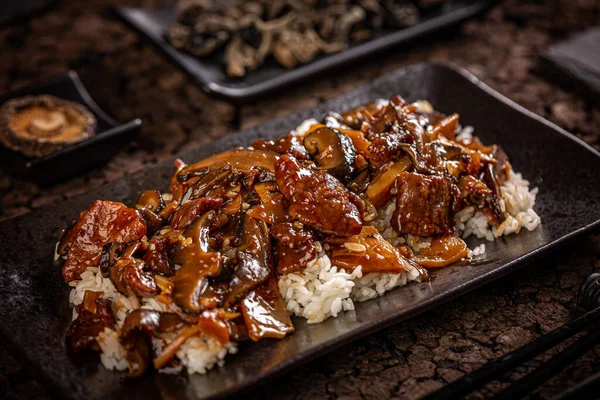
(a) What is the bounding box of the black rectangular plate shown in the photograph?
[0,71,142,185]
[115,1,496,103]
[539,27,600,103]
[0,63,599,400]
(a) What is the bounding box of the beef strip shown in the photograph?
[274,155,363,236]
[392,171,455,236]
[62,200,147,282]
[270,222,317,275]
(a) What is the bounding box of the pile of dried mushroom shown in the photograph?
[166,0,430,77]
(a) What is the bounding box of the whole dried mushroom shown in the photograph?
[0,95,96,158]
[165,0,422,77]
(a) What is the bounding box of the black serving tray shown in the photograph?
[539,27,600,103]
[115,0,497,103]
[0,71,142,185]
[0,63,599,400]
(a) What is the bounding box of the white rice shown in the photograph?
[68,267,138,323]
[456,169,541,241]
[69,267,230,375]
[96,328,128,371]
[291,118,319,137]
[278,244,424,323]
[177,336,238,375]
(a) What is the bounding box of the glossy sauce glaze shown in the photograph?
[57,95,510,377]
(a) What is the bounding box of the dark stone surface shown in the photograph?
[0,0,599,399]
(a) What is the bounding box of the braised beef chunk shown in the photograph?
[392,172,454,236]
[62,200,147,282]
[66,292,114,351]
[274,155,363,236]
[368,129,412,169]
[341,101,397,136]
[252,133,308,160]
[270,222,317,275]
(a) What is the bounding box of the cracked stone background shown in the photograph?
[0,0,599,399]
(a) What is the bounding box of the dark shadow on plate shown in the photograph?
[115,0,497,104]
[0,71,142,185]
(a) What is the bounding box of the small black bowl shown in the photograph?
[0,71,142,185]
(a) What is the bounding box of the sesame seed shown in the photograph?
[344,242,366,252]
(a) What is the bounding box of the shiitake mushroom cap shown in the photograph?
[0,95,96,158]
[303,126,356,182]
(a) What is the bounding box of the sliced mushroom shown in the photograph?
[224,214,272,307]
[138,208,164,237]
[120,309,187,377]
[492,145,510,184]
[303,126,356,182]
[109,241,160,298]
[365,156,411,208]
[136,190,165,213]
[180,168,235,203]
[241,275,294,341]
[346,169,371,194]
[176,149,279,181]
[482,163,504,225]
[173,211,222,313]
[56,223,76,257]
